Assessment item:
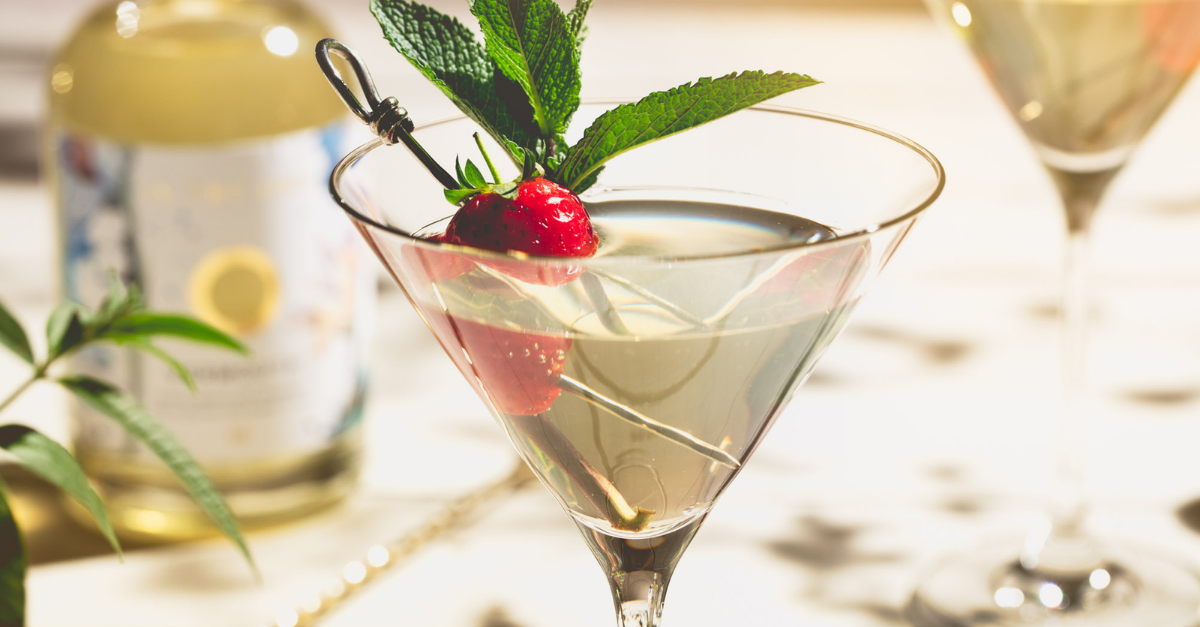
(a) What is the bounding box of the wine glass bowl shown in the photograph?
[331,105,944,626]
[914,1,1200,625]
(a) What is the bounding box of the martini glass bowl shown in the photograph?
[330,104,944,626]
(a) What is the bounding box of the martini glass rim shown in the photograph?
[328,103,946,266]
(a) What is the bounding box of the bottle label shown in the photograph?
[56,124,375,465]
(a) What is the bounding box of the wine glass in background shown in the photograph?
[914,1,1200,625]
[325,82,945,625]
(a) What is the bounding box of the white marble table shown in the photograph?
[3,3,1200,627]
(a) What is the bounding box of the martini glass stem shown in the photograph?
[1025,167,1117,574]
[577,516,705,627]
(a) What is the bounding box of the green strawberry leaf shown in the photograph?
[0,298,32,365]
[371,0,538,166]
[445,188,480,205]
[101,313,246,354]
[57,376,257,576]
[492,181,519,198]
[470,0,581,138]
[0,425,121,557]
[0,481,24,627]
[556,71,821,192]
[463,160,488,188]
[521,150,537,179]
[455,157,470,188]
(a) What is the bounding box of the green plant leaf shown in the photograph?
[0,425,121,558]
[463,160,488,188]
[56,376,256,575]
[522,149,537,179]
[566,0,591,48]
[444,188,479,205]
[492,181,519,198]
[98,272,130,320]
[470,0,581,137]
[0,298,33,365]
[556,71,821,191]
[571,165,605,196]
[455,157,469,188]
[102,313,246,354]
[0,479,25,627]
[45,302,86,361]
[371,0,537,165]
[123,338,197,393]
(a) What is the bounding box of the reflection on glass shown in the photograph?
[115,1,138,37]
[263,25,299,57]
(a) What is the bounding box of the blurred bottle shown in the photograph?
[45,0,374,539]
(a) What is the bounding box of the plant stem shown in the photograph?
[474,133,502,184]
[0,367,46,415]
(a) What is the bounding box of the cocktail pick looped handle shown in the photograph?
[316,38,459,190]
[316,39,414,141]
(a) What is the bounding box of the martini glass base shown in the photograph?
[909,539,1200,627]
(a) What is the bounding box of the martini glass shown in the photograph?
[320,44,944,626]
[913,1,1200,625]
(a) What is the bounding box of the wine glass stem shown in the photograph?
[1053,226,1092,537]
[1028,168,1116,574]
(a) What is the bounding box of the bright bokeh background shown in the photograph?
[2,1,1200,626]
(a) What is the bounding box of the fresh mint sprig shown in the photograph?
[472,0,581,140]
[557,71,821,190]
[0,275,256,622]
[370,0,537,167]
[371,0,820,200]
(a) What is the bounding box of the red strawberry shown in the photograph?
[449,317,570,416]
[443,177,598,285]
[404,233,476,283]
[758,242,869,310]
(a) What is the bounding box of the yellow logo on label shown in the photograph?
[189,246,280,335]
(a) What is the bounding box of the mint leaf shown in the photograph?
[470,0,581,137]
[0,481,23,627]
[0,425,121,557]
[371,0,537,165]
[567,0,591,48]
[571,165,604,196]
[57,376,256,575]
[556,71,821,191]
[0,298,32,365]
